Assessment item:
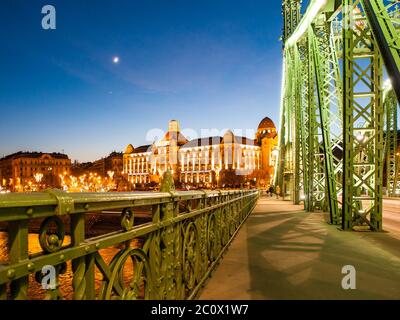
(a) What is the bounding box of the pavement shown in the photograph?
[199,196,400,300]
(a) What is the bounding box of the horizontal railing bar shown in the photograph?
[0,189,251,222]
[0,191,259,284]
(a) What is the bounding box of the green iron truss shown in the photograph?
[384,85,398,196]
[276,0,302,201]
[278,0,400,231]
[282,0,302,43]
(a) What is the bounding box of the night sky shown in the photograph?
[0,0,287,162]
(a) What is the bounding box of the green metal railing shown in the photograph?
[0,173,259,300]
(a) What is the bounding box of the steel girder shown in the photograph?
[361,0,400,102]
[276,0,302,199]
[283,0,302,43]
[280,0,330,210]
[282,35,329,211]
[342,0,384,231]
[298,41,312,210]
[293,46,303,205]
[307,32,329,212]
[384,87,398,196]
[276,60,287,193]
[284,48,295,200]
[279,0,400,231]
[312,23,342,224]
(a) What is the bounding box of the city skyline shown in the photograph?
[0,0,285,162]
[0,116,275,163]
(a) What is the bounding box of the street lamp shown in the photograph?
[272,148,279,158]
[34,173,44,191]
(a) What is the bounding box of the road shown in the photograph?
[200,197,400,300]
[383,198,400,236]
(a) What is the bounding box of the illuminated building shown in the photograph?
[0,152,71,191]
[72,152,123,178]
[123,120,188,185]
[256,117,279,184]
[123,118,278,187]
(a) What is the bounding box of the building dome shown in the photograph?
[256,117,277,144]
[124,144,134,154]
[258,117,276,130]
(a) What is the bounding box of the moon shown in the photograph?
[113,56,120,64]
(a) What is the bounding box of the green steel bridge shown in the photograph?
[276,0,400,232]
[0,0,400,300]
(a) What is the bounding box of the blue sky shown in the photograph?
[0,0,285,162]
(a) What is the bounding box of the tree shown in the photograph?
[220,169,245,188]
[173,167,183,189]
[249,169,268,188]
[117,177,133,192]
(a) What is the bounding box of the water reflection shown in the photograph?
[0,232,140,300]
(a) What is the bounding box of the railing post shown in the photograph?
[149,203,161,299]
[71,213,89,300]
[0,283,6,300]
[159,171,183,299]
[85,254,96,300]
[8,220,29,300]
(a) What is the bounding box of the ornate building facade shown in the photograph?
[0,152,71,191]
[123,118,278,187]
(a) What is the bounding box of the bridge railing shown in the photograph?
[0,186,259,300]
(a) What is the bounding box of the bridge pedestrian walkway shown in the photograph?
[199,195,400,300]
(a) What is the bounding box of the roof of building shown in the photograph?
[222,131,257,146]
[180,137,223,149]
[124,144,135,154]
[0,151,70,161]
[133,145,152,154]
[180,135,257,149]
[258,117,276,130]
[108,151,123,158]
[163,131,189,146]
[124,118,275,155]
[235,136,257,146]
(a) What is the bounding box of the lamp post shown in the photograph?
[107,171,115,191]
[34,173,44,191]
[215,165,221,188]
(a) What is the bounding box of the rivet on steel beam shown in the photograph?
[84,204,90,211]
[7,269,16,279]
[26,208,34,216]
[27,263,35,272]
[95,243,100,249]
[85,246,90,253]
[59,254,65,261]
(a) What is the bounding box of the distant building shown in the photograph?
[90,152,123,178]
[71,152,123,178]
[70,161,94,177]
[123,118,278,187]
[0,151,71,191]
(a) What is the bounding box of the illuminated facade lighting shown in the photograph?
[123,119,279,187]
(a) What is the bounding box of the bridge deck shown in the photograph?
[199,196,400,300]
